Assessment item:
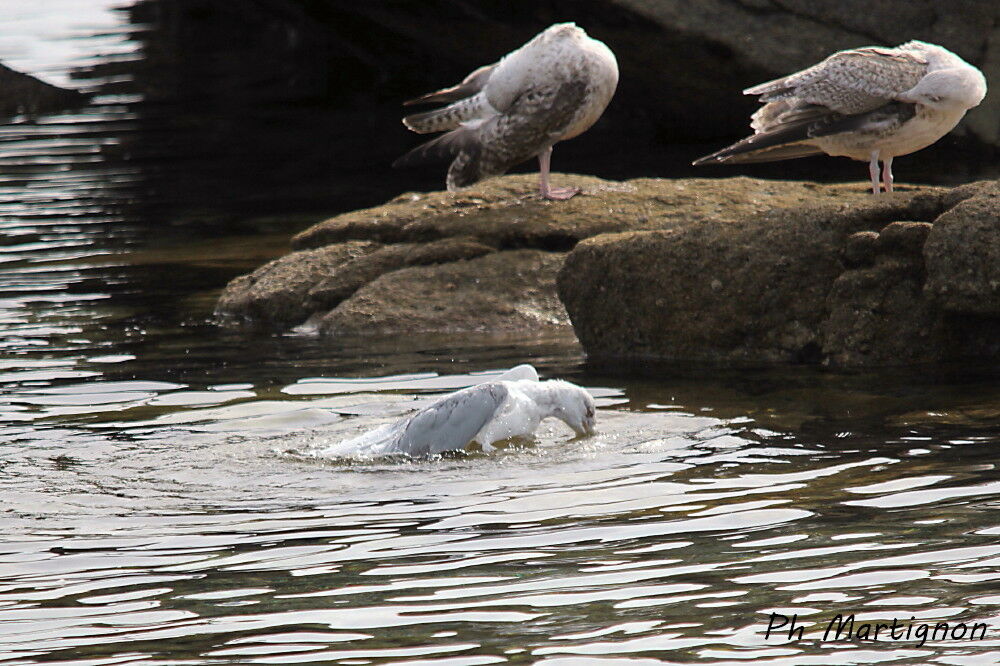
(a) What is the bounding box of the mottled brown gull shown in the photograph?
[394,23,618,200]
[694,41,987,194]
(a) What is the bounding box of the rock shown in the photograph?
[559,179,1000,367]
[843,232,879,268]
[221,174,883,335]
[877,221,933,256]
[215,241,380,328]
[306,237,494,311]
[317,250,569,335]
[924,183,1000,315]
[294,173,876,252]
[559,220,844,365]
[218,173,1000,366]
[823,252,942,368]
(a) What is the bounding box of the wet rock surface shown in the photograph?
[559,178,1000,367]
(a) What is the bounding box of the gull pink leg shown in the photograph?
[882,156,894,193]
[537,146,580,201]
[868,150,881,195]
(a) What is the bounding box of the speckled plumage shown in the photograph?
[395,23,618,199]
[694,41,987,194]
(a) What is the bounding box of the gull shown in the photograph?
[693,41,987,194]
[394,23,618,200]
[315,364,597,458]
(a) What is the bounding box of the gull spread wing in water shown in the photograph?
[316,368,596,458]
[693,41,987,194]
[394,22,618,201]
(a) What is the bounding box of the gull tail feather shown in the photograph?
[402,94,490,134]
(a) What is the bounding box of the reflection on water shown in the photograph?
[4,3,1000,665]
[6,357,1000,664]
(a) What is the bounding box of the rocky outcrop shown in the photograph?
[218,172,1000,367]
[558,179,1000,367]
[217,174,875,334]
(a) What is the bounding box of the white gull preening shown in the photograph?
[693,41,988,194]
[394,23,618,200]
[314,364,597,458]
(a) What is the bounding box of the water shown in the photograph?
[4,3,1000,665]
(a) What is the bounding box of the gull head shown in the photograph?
[897,66,987,111]
[547,381,598,437]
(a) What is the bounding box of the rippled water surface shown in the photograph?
[4,4,1000,665]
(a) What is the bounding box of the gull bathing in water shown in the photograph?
[693,41,987,194]
[316,364,597,458]
[394,23,618,200]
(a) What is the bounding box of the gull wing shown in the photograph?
[395,382,508,456]
[745,47,928,115]
[692,100,916,165]
[445,79,589,188]
[495,364,539,382]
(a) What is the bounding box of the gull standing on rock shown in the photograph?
[394,23,618,200]
[313,364,597,458]
[693,41,987,194]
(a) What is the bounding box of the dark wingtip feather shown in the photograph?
[401,82,472,108]
[402,91,446,107]
[693,139,824,166]
[393,128,475,170]
[691,153,721,166]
